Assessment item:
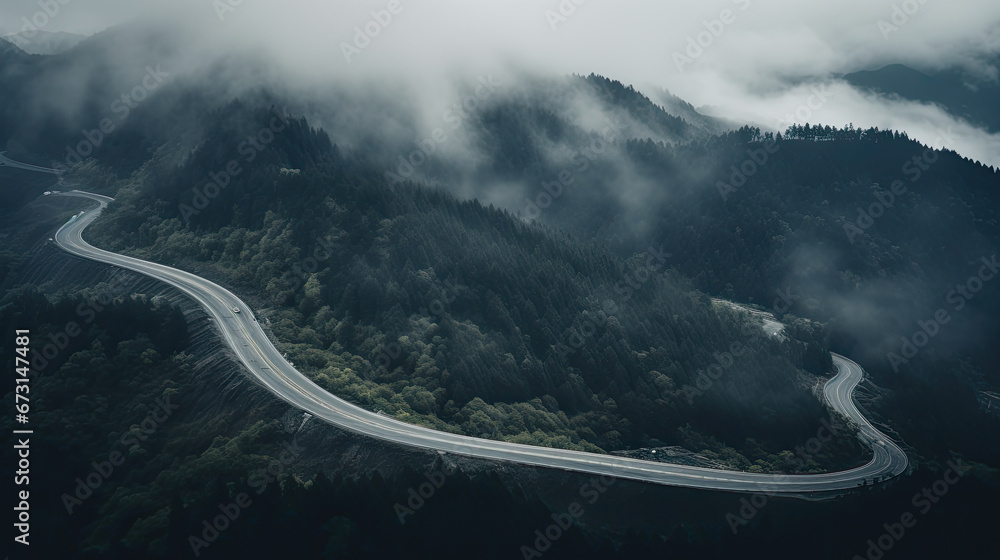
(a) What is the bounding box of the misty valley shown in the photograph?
[1,2,999,559]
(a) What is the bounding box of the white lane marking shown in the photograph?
[53,191,908,492]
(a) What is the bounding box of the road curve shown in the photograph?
[51,190,907,494]
[0,152,63,174]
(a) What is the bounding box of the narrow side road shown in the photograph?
[0,152,63,174]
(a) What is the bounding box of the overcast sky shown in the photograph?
[4,0,1000,163]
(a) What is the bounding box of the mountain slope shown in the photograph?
[2,30,87,55]
[72,102,847,468]
[3,21,997,469]
[843,61,1000,133]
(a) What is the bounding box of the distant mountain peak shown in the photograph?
[0,36,27,57]
[2,30,87,55]
[842,60,1000,133]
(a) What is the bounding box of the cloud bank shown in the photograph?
[3,0,999,164]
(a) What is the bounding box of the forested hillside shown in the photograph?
[3,291,992,560]
[67,102,849,471]
[2,27,998,472]
[843,60,1000,133]
[5,4,1000,558]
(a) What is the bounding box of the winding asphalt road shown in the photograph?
[0,152,62,174]
[50,189,907,494]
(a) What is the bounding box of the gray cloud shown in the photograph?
[6,1,997,78]
[4,0,999,164]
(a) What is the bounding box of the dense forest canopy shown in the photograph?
[2,21,999,558]
[1,34,996,467]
